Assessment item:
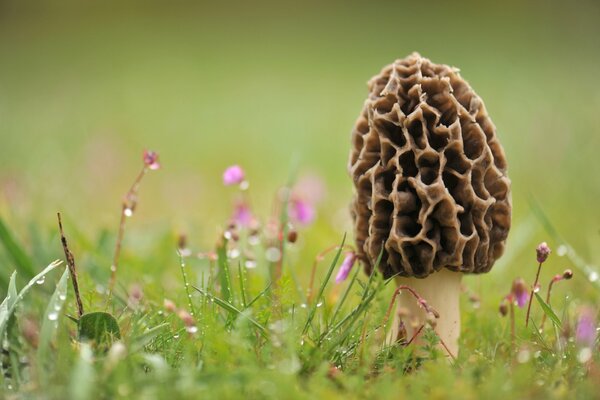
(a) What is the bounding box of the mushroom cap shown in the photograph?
[348,53,511,279]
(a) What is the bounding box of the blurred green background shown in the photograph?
[1,0,599,297]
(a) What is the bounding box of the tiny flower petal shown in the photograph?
[289,198,315,225]
[536,242,551,263]
[335,252,356,283]
[511,278,529,308]
[223,165,245,186]
[575,306,597,348]
[143,150,161,170]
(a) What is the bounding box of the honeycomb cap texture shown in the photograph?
[348,53,511,279]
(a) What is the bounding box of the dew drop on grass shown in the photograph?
[186,326,198,334]
[578,347,592,363]
[36,276,46,285]
[517,348,530,363]
[48,312,58,321]
[316,302,323,308]
[589,271,599,282]
[245,260,257,269]
[59,294,67,301]
[248,235,260,246]
[173,334,180,339]
[557,245,567,257]
[265,247,281,262]
[124,208,134,217]
[228,248,240,259]
[300,303,307,309]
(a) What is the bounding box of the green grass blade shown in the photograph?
[0,218,36,280]
[37,266,69,381]
[302,233,346,336]
[238,261,247,308]
[330,265,360,325]
[130,323,170,353]
[0,260,62,339]
[246,281,273,308]
[535,293,562,329]
[216,243,233,304]
[69,344,95,400]
[193,285,268,338]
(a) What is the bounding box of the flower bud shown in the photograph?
[536,242,551,263]
[499,301,508,317]
[562,269,573,280]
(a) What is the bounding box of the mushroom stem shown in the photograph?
[390,269,462,357]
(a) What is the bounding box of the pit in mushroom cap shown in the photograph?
[348,53,511,279]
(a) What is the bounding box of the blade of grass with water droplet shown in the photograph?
[0,260,62,339]
[216,242,233,304]
[130,323,170,353]
[193,285,267,338]
[37,266,69,382]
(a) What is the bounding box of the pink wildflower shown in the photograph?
[232,201,253,227]
[576,306,597,348]
[335,252,356,283]
[511,278,529,308]
[223,165,245,186]
[289,198,315,225]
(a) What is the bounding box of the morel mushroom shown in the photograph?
[348,53,511,356]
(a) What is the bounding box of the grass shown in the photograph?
[1,1,600,398]
[0,162,598,399]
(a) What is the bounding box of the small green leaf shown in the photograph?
[78,311,121,350]
[535,293,562,328]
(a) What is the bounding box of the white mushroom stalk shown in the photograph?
[388,269,462,357]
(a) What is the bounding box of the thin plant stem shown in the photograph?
[382,284,440,330]
[107,166,148,305]
[525,262,542,327]
[57,212,84,318]
[539,278,557,331]
[509,301,515,353]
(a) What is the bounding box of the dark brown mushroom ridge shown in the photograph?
[348,53,511,279]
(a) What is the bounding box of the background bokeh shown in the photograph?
[1,0,599,298]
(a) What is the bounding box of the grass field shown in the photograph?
[1,0,600,398]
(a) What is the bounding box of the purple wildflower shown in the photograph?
[142,150,161,170]
[335,252,356,283]
[536,242,551,264]
[232,202,253,227]
[511,278,529,308]
[223,165,245,186]
[575,306,597,348]
[289,198,315,225]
